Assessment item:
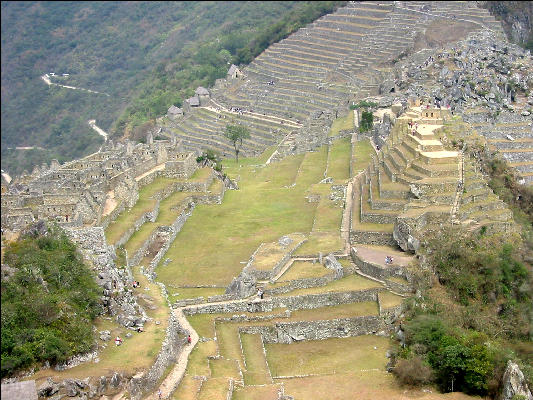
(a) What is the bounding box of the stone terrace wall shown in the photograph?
[240,315,386,344]
[128,306,185,400]
[182,288,380,315]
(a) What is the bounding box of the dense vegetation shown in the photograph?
[1,224,101,377]
[1,1,344,177]
[392,196,532,397]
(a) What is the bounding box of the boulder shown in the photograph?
[38,378,60,397]
[225,270,257,298]
[499,361,533,400]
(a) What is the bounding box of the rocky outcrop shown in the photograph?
[500,360,533,400]
[479,1,533,48]
[225,270,257,298]
[64,226,147,330]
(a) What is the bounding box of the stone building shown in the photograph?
[183,96,200,112]
[1,137,197,233]
[167,105,183,120]
[1,381,38,400]
[195,86,210,106]
[227,64,243,79]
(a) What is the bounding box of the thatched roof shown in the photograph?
[195,86,209,96]
[186,96,200,106]
[168,105,183,115]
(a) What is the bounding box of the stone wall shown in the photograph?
[148,203,196,279]
[349,230,397,246]
[183,288,380,315]
[240,315,386,344]
[128,307,185,400]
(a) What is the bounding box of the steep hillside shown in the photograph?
[479,1,533,49]
[1,1,344,177]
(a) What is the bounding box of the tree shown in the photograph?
[224,124,250,163]
[359,110,374,133]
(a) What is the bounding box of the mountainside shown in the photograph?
[479,1,533,49]
[1,1,344,177]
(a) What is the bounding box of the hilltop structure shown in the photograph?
[1,2,530,399]
[156,0,531,184]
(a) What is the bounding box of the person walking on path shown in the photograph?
[158,388,162,399]
[187,334,192,344]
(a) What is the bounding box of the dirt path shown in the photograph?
[40,74,110,96]
[144,308,198,400]
[353,245,413,268]
[88,120,108,141]
[144,292,265,399]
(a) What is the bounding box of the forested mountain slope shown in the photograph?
[1,1,343,177]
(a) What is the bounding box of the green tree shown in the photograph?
[224,124,250,163]
[359,110,374,133]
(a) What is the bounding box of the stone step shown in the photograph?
[418,150,459,165]
[361,184,400,224]
[410,160,459,178]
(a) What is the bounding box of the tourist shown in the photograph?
[137,326,144,333]
[158,389,162,399]
[115,336,122,346]
[187,335,192,344]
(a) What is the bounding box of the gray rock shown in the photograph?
[109,372,121,389]
[500,361,533,400]
[63,379,79,397]
[225,270,257,297]
[38,378,60,397]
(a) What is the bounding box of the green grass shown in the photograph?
[124,191,193,256]
[294,146,328,188]
[186,340,217,376]
[279,274,382,297]
[327,137,351,182]
[210,357,241,379]
[215,322,245,368]
[265,335,390,377]
[352,139,373,174]
[156,153,318,287]
[378,291,404,309]
[168,287,226,303]
[241,334,272,385]
[232,384,280,400]
[329,110,354,137]
[197,377,230,400]
[251,233,306,271]
[294,231,344,256]
[277,261,331,282]
[313,191,343,232]
[171,374,203,400]
[105,177,178,245]
[187,166,212,182]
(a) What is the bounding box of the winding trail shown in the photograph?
[144,309,198,400]
[41,74,110,96]
[88,120,108,141]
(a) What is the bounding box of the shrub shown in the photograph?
[1,224,101,377]
[359,111,374,133]
[393,356,434,386]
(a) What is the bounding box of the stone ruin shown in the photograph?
[1,136,197,233]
